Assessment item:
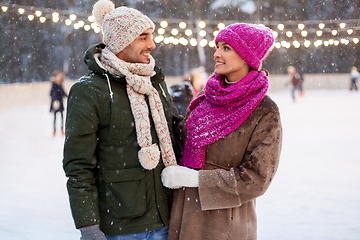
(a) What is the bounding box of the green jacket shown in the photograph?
[63,43,182,235]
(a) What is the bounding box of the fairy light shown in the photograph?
[190,38,197,46]
[160,21,168,28]
[171,28,178,36]
[324,41,329,46]
[18,8,25,14]
[84,25,91,31]
[217,23,225,29]
[318,23,325,29]
[329,39,334,45]
[179,22,187,29]
[347,29,353,35]
[213,30,219,37]
[209,40,216,48]
[39,17,46,23]
[272,31,278,38]
[185,29,192,36]
[199,30,206,37]
[301,30,308,37]
[304,40,311,48]
[353,38,359,44]
[316,30,323,37]
[88,15,95,22]
[2,6,8,12]
[173,38,179,45]
[339,23,346,28]
[334,40,339,46]
[298,23,305,30]
[277,23,284,31]
[28,14,34,21]
[158,28,165,35]
[91,22,97,29]
[78,21,85,27]
[198,21,206,29]
[94,27,101,33]
[69,14,77,21]
[35,10,42,17]
[200,39,208,47]
[286,31,292,38]
[293,41,301,48]
[52,12,59,23]
[65,19,72,26]
[331,30,338,36]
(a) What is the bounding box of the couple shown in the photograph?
[62,1,283,240]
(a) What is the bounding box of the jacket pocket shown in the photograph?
[103,168,147,219]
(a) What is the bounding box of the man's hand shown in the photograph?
[79,224,107,240]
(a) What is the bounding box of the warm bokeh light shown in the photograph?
[160,21,168,28]
[198,21,206,29]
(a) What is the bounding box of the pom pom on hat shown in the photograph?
[92,0,155,54]
[215,23,275,71]
[92,0,115,26]
[138,144,160,170]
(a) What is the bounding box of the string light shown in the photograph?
[217,23,225,29]
[171,28,178,36]
[160,21,168,28]
[69,14,77,21]
[35,10,42,17]
[198,21,206,29]
[1,4,360,49]
[277,23,284,31]
[185,29,192,36]
[199,30,206,37]
[179,22,187,29]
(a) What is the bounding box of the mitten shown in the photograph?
[161,165,199,189]
[79,224,107,240]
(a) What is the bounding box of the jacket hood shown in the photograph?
[83,43,163,84]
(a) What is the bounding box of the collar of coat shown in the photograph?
[83,43,164,85]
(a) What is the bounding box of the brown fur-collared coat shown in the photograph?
[168,95,282,240]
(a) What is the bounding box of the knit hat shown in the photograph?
[92,0,155,55]
[215,23,275,71]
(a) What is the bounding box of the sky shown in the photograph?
[0,85,359,240]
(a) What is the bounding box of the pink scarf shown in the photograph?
[180,70,269,169]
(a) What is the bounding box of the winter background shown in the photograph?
[0,81,359,240]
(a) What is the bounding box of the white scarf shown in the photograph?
[100,47,177,170]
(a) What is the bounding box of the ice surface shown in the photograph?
[0,89,359,239]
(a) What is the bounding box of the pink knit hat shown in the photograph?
[215,23,275,71]
[92,0,155,55]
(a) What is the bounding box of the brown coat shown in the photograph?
[168,95,282,240]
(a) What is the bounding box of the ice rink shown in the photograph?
[0,84,359,239]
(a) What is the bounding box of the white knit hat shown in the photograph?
[92,0,155,54]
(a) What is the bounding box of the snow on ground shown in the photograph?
[0,88,359,240]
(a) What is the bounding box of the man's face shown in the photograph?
[116,28,156,64]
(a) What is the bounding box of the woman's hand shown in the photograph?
[161,165,199,189]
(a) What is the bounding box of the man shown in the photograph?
[63,1,181,239]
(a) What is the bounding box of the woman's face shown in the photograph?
[213,41,250,82]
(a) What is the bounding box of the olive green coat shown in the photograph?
[63,43,182,235]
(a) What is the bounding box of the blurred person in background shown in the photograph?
[350,66,359,91]
[49,70,67,136]
[63,1,182,239]
[287,66,304,101]
[161,23,283,240]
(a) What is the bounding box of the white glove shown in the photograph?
[161,165,199,189]
[79,224,107,240]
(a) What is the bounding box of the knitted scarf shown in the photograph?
[180,70,269,169]
[100,47,177,170]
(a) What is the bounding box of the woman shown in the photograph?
[161,23,283,240]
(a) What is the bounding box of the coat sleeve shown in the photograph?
[198,106,282,211]
[63,81,101,228]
